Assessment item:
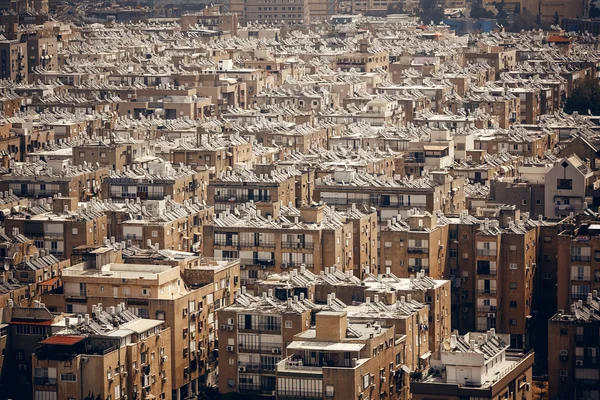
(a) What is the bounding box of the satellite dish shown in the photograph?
[3,263,9,271]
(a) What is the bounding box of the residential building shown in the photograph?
[544,156,595,219]
[32,307,172,400]
[203,202,377,282]
[548,294,600,400]
[276,310,405,400]
[411,330,534,400]
[41,249,240,399]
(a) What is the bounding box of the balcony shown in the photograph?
[477,269,497,276]
[477,289,497,295]
[407,247,429,254]
[281,242,315,250]
[238,241,276,249]
[276,359,323,375]
[477,305,497,313]
[238,343,282,353]
[33,377,57,385]
[570,255,591,262]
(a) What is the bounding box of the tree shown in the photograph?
[508,9,537,31]
[591,0,600,18]
[387,1,404,14]
[565,76,600,115]
[493,0,508,20]
[553,11,560,25]
[418,0,444,24]
[470,0,495,18]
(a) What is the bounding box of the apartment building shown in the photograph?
[379,211,450,279]
[217,289,313,396]
[0,39,27,83]
[223,0,310,24]
[314,169,466,222]
[170,134,253,177]
[336,40,389,73]
[447,207,537,349]
[4,207,107,261]
[276,310,404,400]
[32,307,172,400]
[93,198,214,253]
[25,35,58,79]
[208,166,298,212]
[0,304,62,400]
[101,160,209,204]
[73,137,155,171]
[411,331,534,400]
[345,296,430,377]
[203,202,376,283]
[556,221,600,312]
[41,249,240,400]
[548,294,600,400]
[0,160,108,201]
[545,156,595,219]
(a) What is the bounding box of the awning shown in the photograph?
[287,341,364,352]
[42,335,84,346]
[10,319,54,326]
[401,365,411,374]
[40,277,59,287]
[420,351,432,359]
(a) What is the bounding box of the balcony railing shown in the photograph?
[277,359,323,374]
[407,247,429,254]
[238,241,276,249]
[477,269,497,276]
[476,249,497,257]
[477,306,497,313]
[477,289,497,295]
[570,255,591,262]
[281,242,315,250]
[33,377,57,385]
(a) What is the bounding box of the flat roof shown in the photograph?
[287,341,364,352]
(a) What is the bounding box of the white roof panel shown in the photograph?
[287,341,364,352]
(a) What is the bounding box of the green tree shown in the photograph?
[508,9,537,31]
[470,0,495,18]
[387,1,404,14]
[418,0,444,24]
[493,0,508,19]
[553,11,560,25]
[591,0,600,18]
[565,76,600,115]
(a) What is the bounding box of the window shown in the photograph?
[285,320,292,329]
[509,263,517,270]
[61,373,76,382]
[510,301,517,308]
[557,179,573,190]
[72,228,78,235]
[152,230,158,238]
[362,374,370,389]
[325,385,334,397]
[509,319,517,326]
[544,236,552,243]
[509,282,517,289]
